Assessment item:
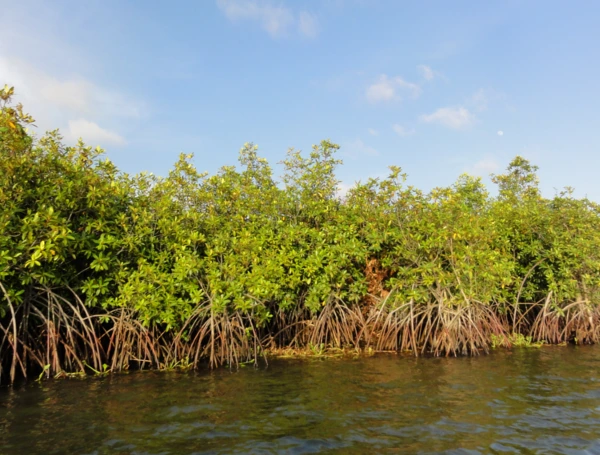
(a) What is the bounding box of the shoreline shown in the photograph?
[9,336,586,385]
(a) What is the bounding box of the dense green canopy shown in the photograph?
[2,85,600,383]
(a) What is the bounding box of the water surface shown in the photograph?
[2,347,600,454]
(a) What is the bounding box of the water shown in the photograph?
[2,347,600,454]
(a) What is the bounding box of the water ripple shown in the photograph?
[2,347,600,454]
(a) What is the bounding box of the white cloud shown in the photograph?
[298,12,319,38]
[417,64,435,81]
[497,130,504,136]
[41,78,97,113]
[366,74,421,103]
[259,8,294,37]
[344,138,379,158]
[217,0,293,36]
[0,5,143,151]
[392,124,415,137]
[217,0,318,38]
[467,88,506,112]
[466,157,500,176]
[368,128,379,136]
[0,56,140,146]
[419,106,475,129]
[366,76,395,102]
[66,119,126,146]
[0,57,142,120]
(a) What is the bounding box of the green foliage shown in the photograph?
[2,86,600,382]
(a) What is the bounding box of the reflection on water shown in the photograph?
[2,347,600,454]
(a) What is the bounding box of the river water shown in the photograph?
[1,346,600,454]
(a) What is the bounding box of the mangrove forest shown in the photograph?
[1,84,600,384]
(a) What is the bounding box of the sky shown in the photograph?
[1,0,599,200]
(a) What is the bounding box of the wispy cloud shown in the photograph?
[66,119,126,146]
[368,128,379,136]
[0,56,140,144]
[392,124,415,137]
[217,0,319,38]
[419,106,475,130]
[298,12,319,38]
[465,156,500,176]
[417,64,435,81]
[366,74,421,103]
[467,88,506,112]
[344,138,379,158]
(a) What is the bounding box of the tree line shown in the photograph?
[2,85,599,383]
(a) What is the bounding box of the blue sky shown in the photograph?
[1,0,599,199]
